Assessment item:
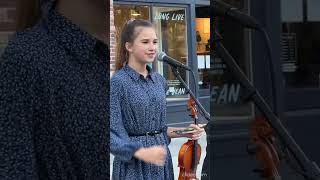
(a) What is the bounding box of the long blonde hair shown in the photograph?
[115,19,154,71]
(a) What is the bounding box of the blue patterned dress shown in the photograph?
[110,64,174,180]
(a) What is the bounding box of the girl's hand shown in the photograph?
[184,124,206,140]
[134,145,167,166]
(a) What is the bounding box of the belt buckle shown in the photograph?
[146,130,161,136]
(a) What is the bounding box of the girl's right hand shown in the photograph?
[134,145,167,166]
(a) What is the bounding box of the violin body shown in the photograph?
[177,98,202,180]
[249,116,281,180]
[178,140,201,180]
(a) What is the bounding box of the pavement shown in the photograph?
[110,133,207,179]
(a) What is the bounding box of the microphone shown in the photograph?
[157,52,191,71]
[212,0,261,30]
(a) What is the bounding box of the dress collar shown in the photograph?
[123,64,156,83]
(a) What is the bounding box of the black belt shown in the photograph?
[128,129,165,137]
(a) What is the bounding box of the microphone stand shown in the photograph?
[170,67,211,122]
[213,29,320,180]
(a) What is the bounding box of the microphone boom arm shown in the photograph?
[170,66,211,122]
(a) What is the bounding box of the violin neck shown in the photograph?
[194,115,198,124]
[192,140,198,170]
[192,116,199,170]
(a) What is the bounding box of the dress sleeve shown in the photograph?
[0,52,39,179]
[110,77,143,161]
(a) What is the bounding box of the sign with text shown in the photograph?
[211,57,227,75]
[154,12,185,21]
[210,83,241,104]
[166,80,187,96]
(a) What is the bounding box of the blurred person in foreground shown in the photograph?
[0,0,110,179]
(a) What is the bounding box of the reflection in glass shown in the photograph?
[196,18,211,90]
[210,0,253,118]
[153,7,189,98]
[281,0,320,88]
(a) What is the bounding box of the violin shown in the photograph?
[178,97,202,180]
[248,116,282,180]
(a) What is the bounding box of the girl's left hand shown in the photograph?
[184,124,206,140]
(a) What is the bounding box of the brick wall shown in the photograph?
[0,0,16,55]
[110,0,116,76]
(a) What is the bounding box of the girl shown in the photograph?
[110,19,205,180]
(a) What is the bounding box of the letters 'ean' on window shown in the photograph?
[211,0,253,119]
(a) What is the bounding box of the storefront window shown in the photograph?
[211,0,253,118]
[153,7,189,99]
[113,4,150,48]
[281,0,320,88]
[196,17,211,89]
